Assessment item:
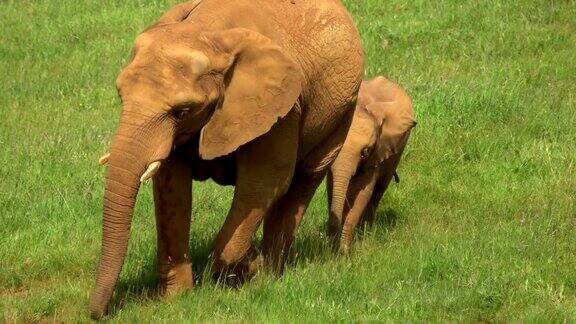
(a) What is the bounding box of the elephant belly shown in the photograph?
[178,139,237,186]
[188,156,236,186]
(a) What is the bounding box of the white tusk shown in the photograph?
[140,161,162,183]
[98,152,110,165]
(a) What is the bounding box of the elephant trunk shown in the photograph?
[89,149,143,319]
[328,153,356,237]
[89,113,174,319]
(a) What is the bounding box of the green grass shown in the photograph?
[1,0,575,322]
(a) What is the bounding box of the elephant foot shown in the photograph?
[327,222,343,254]
[213,248,263,286]
[262,245,289,276]
[158,262,194,296]
[327,218,342,239]
[359,207,376,231]
[338,241,351,256]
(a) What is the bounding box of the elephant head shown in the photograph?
[89,24,302,319]
[328,77,415,246]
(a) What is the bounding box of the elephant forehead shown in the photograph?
[117,50,209,90]
[170,49,210,75]
[134,32,155,49]
[361,77,396,103]
[349,115,377,140]
[116,65,165,91]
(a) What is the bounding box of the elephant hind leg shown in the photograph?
[153,153,194,295]
[261,108,355,271]
[212,110,299,283]
[261,173,325,274]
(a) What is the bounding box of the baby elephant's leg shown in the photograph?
[340,170,379,254]
[361,156,404,227]
[361,174,391,227]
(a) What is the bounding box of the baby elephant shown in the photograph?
[327,76,416,254]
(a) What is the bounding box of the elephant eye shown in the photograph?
[361,147,371,159]
[173,108,190,120]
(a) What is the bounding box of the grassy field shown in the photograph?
[1,0,575,322]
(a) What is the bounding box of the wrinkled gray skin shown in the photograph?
[90,0,363,319]
[327,76,416,254]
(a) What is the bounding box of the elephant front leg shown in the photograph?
[212,158,295,285]
[340,170,379,255]
[361,158,403,227]
[212,111,299,284]
[360,175,389,227]
[153,154,193,295]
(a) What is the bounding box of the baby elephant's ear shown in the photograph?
[199,28,302,160]
[366,102,416,162]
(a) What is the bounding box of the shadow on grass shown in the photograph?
[359,207,400,234]
[288,231,332,267]
[288,207,402,267]
[112,262,159,314]
[110,237,215,316]
[109,207,402,317]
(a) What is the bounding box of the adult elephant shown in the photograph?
[89,0,363,319]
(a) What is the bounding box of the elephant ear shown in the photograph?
[199,28,302,160]
[366,101,416,162]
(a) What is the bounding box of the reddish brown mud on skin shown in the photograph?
[89,0,363,318]
[328,76,416,254]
